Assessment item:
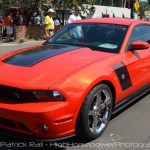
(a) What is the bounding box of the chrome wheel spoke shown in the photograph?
[105,96,111,106]
[92,116,99,133]
[89,109,95,116]
[100,115,108,125]
[95,93,101,108]
[100,103,105,110]
[103,90,111,106]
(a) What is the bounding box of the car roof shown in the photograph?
[72,18,148,26]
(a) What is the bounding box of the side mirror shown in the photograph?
[130,41,149,50]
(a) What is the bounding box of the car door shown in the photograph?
[125,24,150,91]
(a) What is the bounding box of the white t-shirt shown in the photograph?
[68,14,82,38]
[54,19,60,26]
[68,14,81,23]
[86,14,98,19]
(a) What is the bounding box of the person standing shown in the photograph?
[5,13,14,41]
[67,6,82,39]
[19,14,24,25]
[54,17,62,33]
[68,6,82,24]
[86,6,98,19]
[0,16,4,40]
[44,8,55,38]
[34,13,41,26]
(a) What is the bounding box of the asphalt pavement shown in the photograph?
[0,41,149,150]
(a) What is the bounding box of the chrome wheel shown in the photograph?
[88,89,111,134]
[76,84,113,140]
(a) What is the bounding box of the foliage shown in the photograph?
[139,1,150,12]
[0,0,13,9]
[0,0,96,10]
[52,0,96,11]
[19,39,26,43]
[138,1,150,19]
[0,0,48,11]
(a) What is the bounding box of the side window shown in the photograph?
[129,25,150,44]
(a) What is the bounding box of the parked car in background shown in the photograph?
[0,18,149,141]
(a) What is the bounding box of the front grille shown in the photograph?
[0,117,31,132]
[0,85,35,102]
[0,117,16,128]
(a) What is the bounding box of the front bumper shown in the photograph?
[0,101,76,139]
[0,128,75,142]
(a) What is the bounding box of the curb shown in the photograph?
[0,40,45,47]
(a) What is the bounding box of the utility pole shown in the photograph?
[130,0,134,18]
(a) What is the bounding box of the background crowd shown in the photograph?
[0,7,66,41]
[0,5,119,42]
[2,4,149,42]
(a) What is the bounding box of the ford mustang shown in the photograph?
[0,18,150,141]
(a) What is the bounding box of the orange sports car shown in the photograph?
[0,18,150,141]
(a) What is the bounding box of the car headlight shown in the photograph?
[33,90,65,101]
[53,91,65,100]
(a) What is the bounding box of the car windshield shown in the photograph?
[44,23,128,53]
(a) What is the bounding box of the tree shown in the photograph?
[0,0,14,9]
[0,0,48,11]
[139,1,150,19]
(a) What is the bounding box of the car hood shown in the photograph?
[0,44,114,89]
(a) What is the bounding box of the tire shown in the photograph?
[76,84,113,140]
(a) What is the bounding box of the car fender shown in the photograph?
[50,63,123,124]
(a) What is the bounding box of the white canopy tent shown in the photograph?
[82,4,131,18]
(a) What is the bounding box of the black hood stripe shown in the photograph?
[2,44,80,67]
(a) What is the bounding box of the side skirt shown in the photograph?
[112,85,150,115]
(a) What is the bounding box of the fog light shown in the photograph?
[42,124,49,133]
